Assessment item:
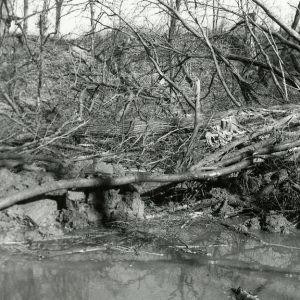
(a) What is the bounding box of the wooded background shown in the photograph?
[0,0,300,173]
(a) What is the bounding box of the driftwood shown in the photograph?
[44,105,300,138]
[191,111,300,170]
[0,105,300,210]
[0,159,251,210]
[3,104,300,146]
[0,136,299,210]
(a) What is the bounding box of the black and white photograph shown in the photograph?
[0,0,300,299]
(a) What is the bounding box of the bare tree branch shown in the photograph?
[251,0,300,42]
[157,0,241,107]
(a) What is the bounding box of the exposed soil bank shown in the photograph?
[0,159,297,244]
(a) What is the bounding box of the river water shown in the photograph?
[0,227,300,300]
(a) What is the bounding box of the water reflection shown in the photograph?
[0,230,300,300]
[0,255,299,299]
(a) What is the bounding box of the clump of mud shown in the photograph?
[0,164,145,243]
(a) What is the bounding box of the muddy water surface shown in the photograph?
[0,227,300,300]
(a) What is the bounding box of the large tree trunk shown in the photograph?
[23,0,28,35]
[168,0,181,77]
[167,0,181,110]
[55,0,64,37]
[40,0,49,35]
[36,0,49,110]
[89,0,95,58]
[0,0,12,38]
[291,1,300,30]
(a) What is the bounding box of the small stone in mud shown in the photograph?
[66,191,86,209]
[262,213,292,234]
[0,199,63,241]
[65,159,93,178]
[26,200,58,226]
[6,199,59,227]
[244,217,261,231]
[58,202,103,229]
[212,200,235,217]
[125,192,145,219]
[60,188,107,229]
[93,160,114,175]
[85,206,102,224]
[231,287,259,300]
[59,208,89,229]
[103,188,144,222]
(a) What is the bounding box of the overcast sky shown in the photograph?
[13,0,300,36]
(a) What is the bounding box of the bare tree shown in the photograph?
[40,0,49,35]
[36,0,50,109]
[251,0,300,42]
[212,0,222,33]
[23,0,29,35]
[291,1,300,30]
[167,0,182,108]
[89,0,96,58]
[0,0,12,38]
[55,0,64,36]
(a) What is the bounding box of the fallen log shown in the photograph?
[1,136,300,210]
[190,114,296,170]
[0,159,252,210]
[215,138,300,168]
[1,106,300,211]
[3,104,300,146]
